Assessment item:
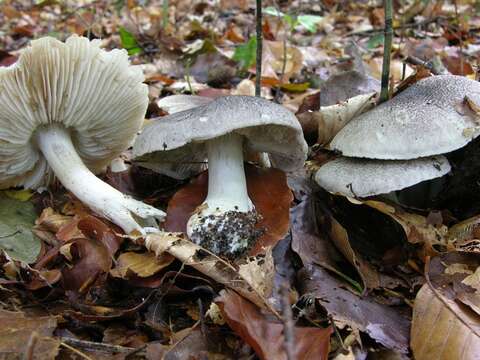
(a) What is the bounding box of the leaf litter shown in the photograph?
[1,0,480,359]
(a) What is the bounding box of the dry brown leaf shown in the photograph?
[411,284,480,359]
[0,310,60,360]
[238,249,275,299]
[363,200,449,256]
[298,92,375,146]
[144,232,273,311]
[110,251,174,278]
[262,40,304,81]
[216,290,332,360]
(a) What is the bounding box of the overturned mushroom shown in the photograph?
[133,95,307,257]
[0,36,165,234]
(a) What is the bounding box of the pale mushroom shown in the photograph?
[0,35,165,235]
[315,156,451,198]
[330,75,480,159]
[133,95,307,257]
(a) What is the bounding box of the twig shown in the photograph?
[273,1,287,104]
[346,15,450,36]
[59,341,95,360]
[404,55,450,75]
[280,282,296,360]
[255,0,263,97]
[24,332,38,360]
[379,0,393,104]
[328,315,347,352]
[59,337,135,354]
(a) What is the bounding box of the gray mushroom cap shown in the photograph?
[314,156,451,198]
[329,75,480,159]
[133,95,308,178]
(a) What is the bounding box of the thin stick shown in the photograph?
[255,0,263,97]
[280,282,296,360]
[379,0,393,104]
[59,342,95,360]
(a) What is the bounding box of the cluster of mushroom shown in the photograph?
[315,75,480,204]
[0,35,308,259]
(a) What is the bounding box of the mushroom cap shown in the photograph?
[314,156,451,198]
[329,75,480,159]
[133,95,308,178]
[0,35,148,188]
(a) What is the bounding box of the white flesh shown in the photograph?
[35,125,165,235]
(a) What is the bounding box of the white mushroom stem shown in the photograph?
[35,125,165,235]
[203,133,253,212]
[186,133,258,257]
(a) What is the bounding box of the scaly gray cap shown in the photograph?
[133,95,308,178]
[329,75,480,159]
[315,155,451,198]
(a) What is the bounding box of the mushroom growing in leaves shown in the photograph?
[315,156,451,198]
[0,36,165,234]
[315,75,480,204]
[133,95,307,257]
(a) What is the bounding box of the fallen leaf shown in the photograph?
[298,265,410,353]
[411,284,480,359]
[0,193,41,263]
[110,251,174,278]
[165,164,293,255]
[0,310,60,360]
[217,290,332,360]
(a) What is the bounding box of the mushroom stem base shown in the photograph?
[35,125,165,235]
[186,133,259,258]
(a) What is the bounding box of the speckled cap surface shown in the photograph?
[315,155,451,198]
[0,35,148,188]
[329,75,480,159]
[133,95,308,179]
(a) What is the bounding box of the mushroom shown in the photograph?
[0,35,165,234]
[315,156,451,198]
[315,75,480,205]
[329,75,480,159]
[133,95,307,257]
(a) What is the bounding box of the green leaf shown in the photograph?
[0,193,40,263]
[367,33,385,49]
[263,6,284,17]
[281,82,310,92]
[284,14,298,29]
[232,36,257,70]
[297,14,323,33]
[119,27,142,55]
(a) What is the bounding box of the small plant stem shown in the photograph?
[162,0,169,29]
[255,0,263,97]
[379,0,393,104]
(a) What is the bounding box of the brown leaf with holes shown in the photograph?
[216,290,332,360]
[165,164,292,255]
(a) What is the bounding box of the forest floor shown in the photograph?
[1,0,480,359]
